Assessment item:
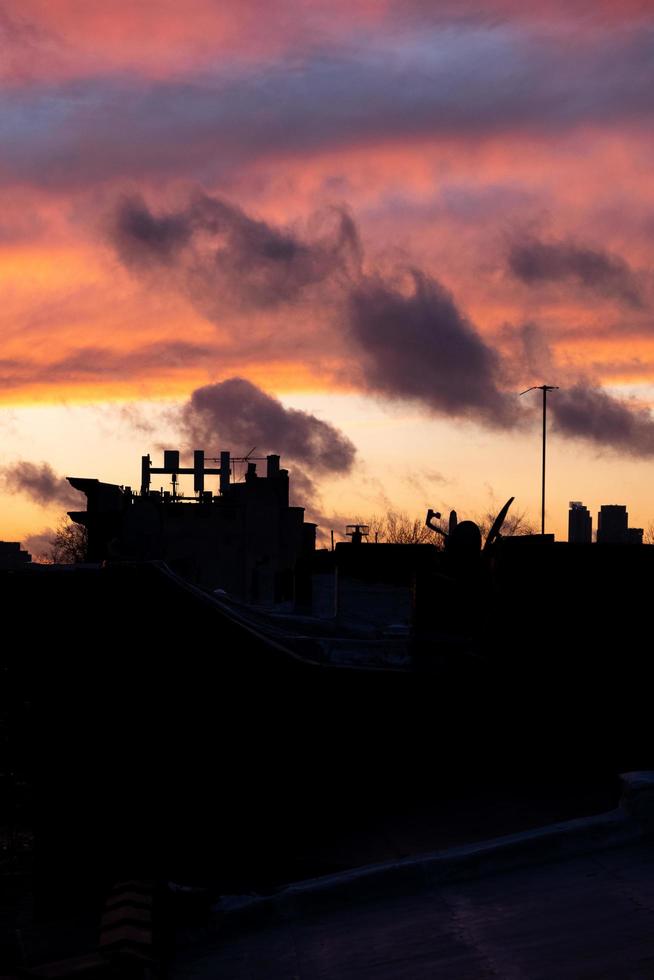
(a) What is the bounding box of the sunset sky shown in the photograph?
[3,0,654,550]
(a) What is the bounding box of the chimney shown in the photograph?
[163,450,180,471]
[220,451,231,494]
[267,454,280,478]
[193,450,205,494]
[141,454,151,495]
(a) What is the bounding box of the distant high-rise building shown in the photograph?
[568,502,592,543]
[626,527,644,545]
[597,505,629,544]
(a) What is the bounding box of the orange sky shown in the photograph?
[2,1,654,546]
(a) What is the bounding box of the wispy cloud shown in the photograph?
[508,236,644,308]
[1,461,83,508]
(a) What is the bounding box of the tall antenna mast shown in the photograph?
[520,385,559,536]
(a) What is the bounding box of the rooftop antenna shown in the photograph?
[520,385,559,536]
[241,447,257,482]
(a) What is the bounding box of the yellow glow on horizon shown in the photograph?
[2,391,654,548]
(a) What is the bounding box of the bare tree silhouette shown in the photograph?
[475,507,536,541]
[356,510,438,545]
[50,518,88,563]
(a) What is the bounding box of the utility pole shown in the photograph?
[520,385,559,535]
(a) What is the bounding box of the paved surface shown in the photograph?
[176,840,654,979]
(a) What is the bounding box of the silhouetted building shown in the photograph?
[0,541,31,569]
[597,504,642,544]
[334,540,439,630]
[597,505,627,543]
[568,502,592,544]
[67,449,315,603]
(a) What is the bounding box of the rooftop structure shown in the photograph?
[67,449,316,603]
[0,540,31,570]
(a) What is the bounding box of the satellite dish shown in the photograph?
[483,497,515,551]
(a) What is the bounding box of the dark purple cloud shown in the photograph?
[1,461,83,508]
[113,197,191,263]
[509,237,644,307]
[180,377,356,474]
[111,191,654,455]
[347,271,517,426]
[111,191,361,314]
[3,23,654,189]
[550,383,654,456]
[114,194,517,428]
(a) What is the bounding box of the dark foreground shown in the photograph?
[177,839,654,980]
[1,558,652,973]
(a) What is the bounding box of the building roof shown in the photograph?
[177,838,654,978]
